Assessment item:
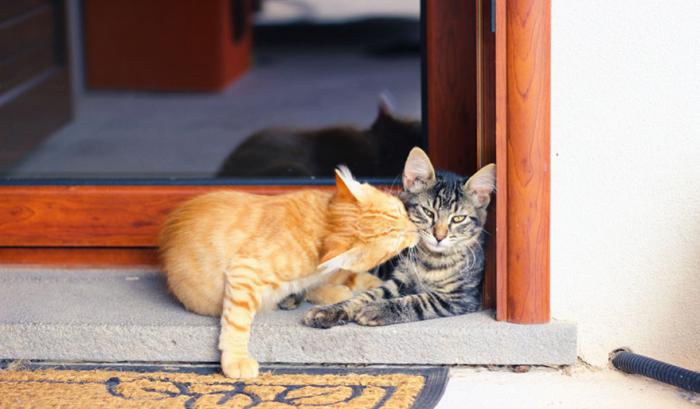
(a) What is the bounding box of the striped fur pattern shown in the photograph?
[304,147,495,328]
[159,168,418,378]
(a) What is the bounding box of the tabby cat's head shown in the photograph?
[400,147,496,254]
[319,166,419,274]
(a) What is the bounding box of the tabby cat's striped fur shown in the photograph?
[304,148,495,328]
[159,167,418,378]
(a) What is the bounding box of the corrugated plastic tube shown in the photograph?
[611,349,700,393]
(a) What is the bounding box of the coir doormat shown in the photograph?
[0,362,447,409]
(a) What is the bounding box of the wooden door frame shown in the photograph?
[0,0,551,325]
[495,0,551,324]
[423,0,550,324]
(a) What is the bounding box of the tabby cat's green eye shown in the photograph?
[451,215,467,223]
[422,207,435,219]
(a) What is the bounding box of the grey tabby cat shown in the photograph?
[303,147,495,328]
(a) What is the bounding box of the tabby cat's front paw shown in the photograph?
[278,292,305,310]
[303,305,349,329]
[221,351,259,378]
[355,305,387,327]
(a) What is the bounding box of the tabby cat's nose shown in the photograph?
[433,226,448,242]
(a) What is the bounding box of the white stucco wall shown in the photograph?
[551,1,700,369]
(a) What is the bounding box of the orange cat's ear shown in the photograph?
[464,163,496,208]
[403,147,436,193]
[335,166,364,201]
[318,247,361,275]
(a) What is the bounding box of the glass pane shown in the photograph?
[1,0,423,183]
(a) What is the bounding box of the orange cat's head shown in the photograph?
[319,166,419,274]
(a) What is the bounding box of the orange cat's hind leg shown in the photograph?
[306,271,384,305]
[305,270,353,305]
[349,272,383,292]
[306,284,354,305]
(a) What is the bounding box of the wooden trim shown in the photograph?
[424,0,478,175]
[504,0,551,323]
[476,0,484,167]
[0,185,333,247]
[0,247,158,267]
[495,0,509,321]
[477,0,497,309]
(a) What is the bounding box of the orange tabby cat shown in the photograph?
[159,167,418,378]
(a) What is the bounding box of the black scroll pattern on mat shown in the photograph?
[105,375,396,408]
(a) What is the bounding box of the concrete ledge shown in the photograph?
[0,268,576,365]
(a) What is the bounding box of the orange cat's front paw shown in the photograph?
[221,352,259,378]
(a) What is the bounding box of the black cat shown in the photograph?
[217,99,422,178]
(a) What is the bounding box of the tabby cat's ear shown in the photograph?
[318,247,360,275]
[335,166,364,201]
[402,147,436,193]
[464,163,496,208]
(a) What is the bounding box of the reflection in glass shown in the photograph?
[1,1,422,181]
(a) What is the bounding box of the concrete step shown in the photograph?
[0,268,576,365]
